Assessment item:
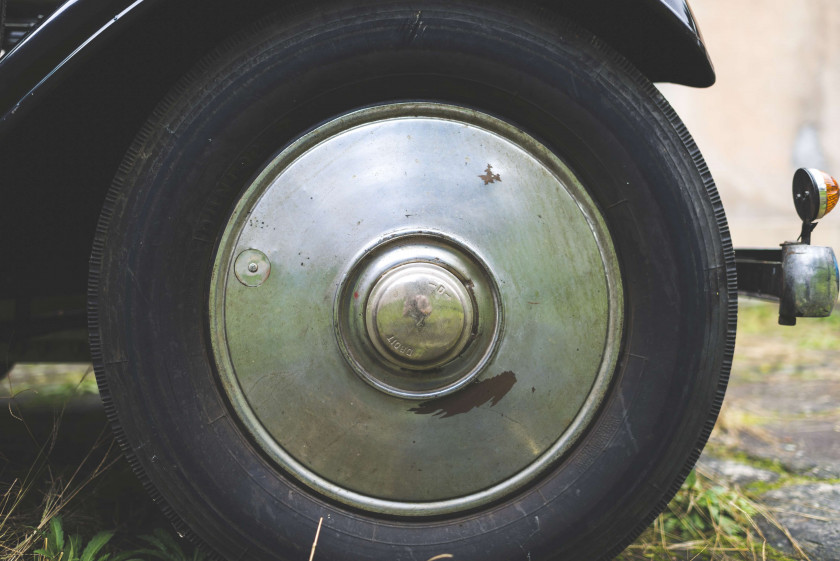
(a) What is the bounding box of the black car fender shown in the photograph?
[0,0,714,298]
[0,0,714,129]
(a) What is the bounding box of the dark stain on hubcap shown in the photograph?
[409,371,517,418]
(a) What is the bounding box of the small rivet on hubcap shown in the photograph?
[234,249,271,287]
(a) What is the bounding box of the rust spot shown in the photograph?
[409,371,517,418]
[478,164,502,185]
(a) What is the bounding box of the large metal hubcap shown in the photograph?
[209,103,623,516]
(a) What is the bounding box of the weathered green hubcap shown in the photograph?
[209,103,623,516]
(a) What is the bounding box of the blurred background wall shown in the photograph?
[658,0,840,250]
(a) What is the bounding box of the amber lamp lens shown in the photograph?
[822,171,839,217]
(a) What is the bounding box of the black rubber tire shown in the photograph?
[88,2,736,560]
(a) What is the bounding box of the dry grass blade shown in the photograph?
[307,516,323,561]
[0,367,121,561]
[621,464,814,561]
[4,434,121,561]
[747,502,812,561]
[696,464,813,560]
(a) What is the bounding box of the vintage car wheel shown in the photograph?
[88,2,736,560]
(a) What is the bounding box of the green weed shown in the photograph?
[28,516,207,561]
[33,516,113,561]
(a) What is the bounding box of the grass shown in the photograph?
[620,468,808,561]
[736,300,840,350]
[1,300,836,560]
[0,366,207,561]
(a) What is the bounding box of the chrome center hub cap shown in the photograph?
[366,263,472,368]
[334,233,502,398]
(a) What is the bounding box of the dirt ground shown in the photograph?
[699,301,840,560]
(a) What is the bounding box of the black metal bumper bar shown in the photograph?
[736,245,838,325]
[735,248,783,301]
